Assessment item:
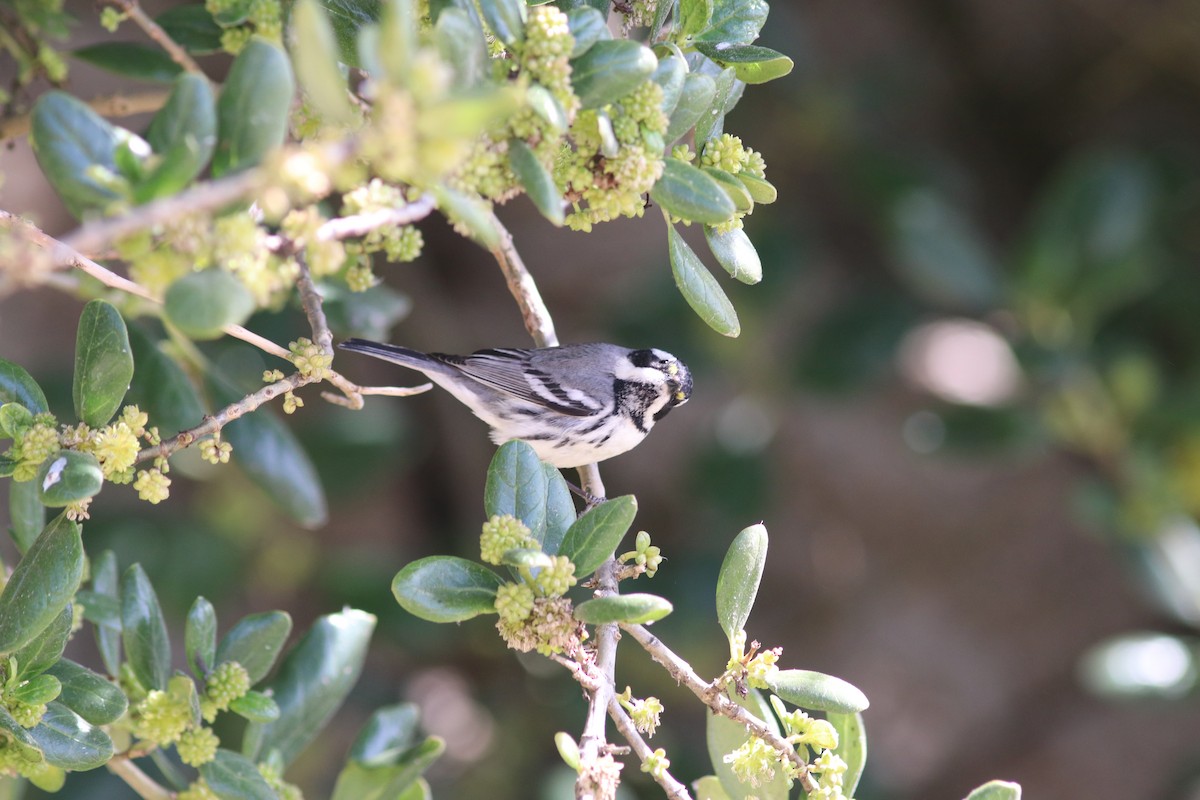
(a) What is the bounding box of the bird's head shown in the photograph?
[620,348,692,422]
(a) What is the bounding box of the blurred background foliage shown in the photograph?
[4,0,1200,798]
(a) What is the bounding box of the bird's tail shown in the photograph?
[338,339,440,371]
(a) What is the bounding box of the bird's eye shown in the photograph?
[667,363,678,376]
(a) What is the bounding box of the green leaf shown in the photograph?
[695,0,768,45]
[828,712,867,796]
[694,775,733,800]
[704,225,761,284]
[392,557,504,622]
[484,441,551,545]
[508,139,563,225]
[10,674,61,706]
[542,467,575,556]
[215,611,293,684]
[30,91,124,218]
[649,0,675,42]
[694,65,736,145]
[435,8,487,87]
[186,596,218,678]
[554,731,580,771]
[0,514,84,657]
[964,781,1022,800]
[320,0,382,66]
[564,7,609,58]
[348,703,419,764]
[213,37,296,177]
[73,299,134,428]
[526,84,568,135]
[230,691,281,723]
[201,749,279,800]
[715,523,766,641]
[692,42,792,84]
[888,189,1001,311]
[210,0,254,25]
[707,687,787,800]
[210,373,329,529]
[558,496,637,579]
[376,0,418,80]
[500,548,551,572]
[13,605,72,681]
[678,0,712,36]
[570,40,657,110]
[75,591,120,629]
[431,185,500,249]
[768,669,869,714]
[46,659,128,726]
[332,738,444,800]
[90,551,122,677]
[120,563,171,691]
[666,222,740,337]
[652,158,736,225]
[702,166,753,212]
[736,172,776,204]
[0,704,43,760]
[126,325,207,438]
[8,479,45,555]
[242,609,376,766]
[651,48,687,119]
[165,269,256,340]
[155,5,225,54]
[477,0,526,45]
[31,702,113,771]
[36,451,103,507]
[72,42,182,82]
[574,593,672,624]
[0,359,49,414]
[137,72,217,202]
[290,0,358,125]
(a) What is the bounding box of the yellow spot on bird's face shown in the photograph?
[675,391,686,401]
[667,363,678,376]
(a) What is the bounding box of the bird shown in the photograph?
[338,339,693,468]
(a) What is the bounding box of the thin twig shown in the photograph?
[0,89,170,142]
[107,757,172,800]
[606,696,693,800]
[295,257,334,354]
[109,0,205,76]
[489,213,558,348]
[621,623,820,794]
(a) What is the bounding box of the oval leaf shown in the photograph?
[30,703,113,771]
[0,704,43,760]
[213,37,296,177]
[0,513,84,657]
[965,781,1022,800]
[828,711,867,796]
[120,563,171,691]
[431,185,500,249]
[484,441,551,545]
[565,6,609,58]
[704,225,761,284]
[331,737,444,800]
[558,495,638,579]
[715,523,766,641]
[13,605,73,680]
[695,66,736,145]
[8,478,45,555]
[702,166,753,212]
[737,172,776,204]
[229,690,281,723]
[210,372,329,528]
[155,5,224,54]
[679,0,713,36]
[348,703,419,764]
[10,674,60,707]
[435,8,487,88]
[692,43,793,85]
[574,593,672,625]
[201,748,279,800]
[392,556,504,623]
[30,92,124,218]
[694,0,768,45]
[651,49,687,118]
[290,0,358,125]
[90,551,122,677]
[37,451,103,507]
[138,72,217,202]
[509,139,564,225]
[165,269,256,340]
[665,72,716,143]
[0,359,49,414]
[652,158,736,225]
[186,596,218,679]
[707,687,788,800]
[46,659,128,726]
[768,669,869,715]
[666,222,740,337]
[73,299,134,428]
[242,609,376,766]
[126,325,207,439]
[477,0,526,45]
[73,41,182,82]
[570,40,657,110]
[215,610,293,684]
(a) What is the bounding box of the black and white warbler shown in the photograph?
[338,339,693,468]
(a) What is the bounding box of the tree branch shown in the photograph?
[107,756,172,800]
[108,0,205,76]
[606,696,693,800]
[489,213,558,349]
[621,623,820,794]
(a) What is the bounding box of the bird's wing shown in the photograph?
[440,348,603,416]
